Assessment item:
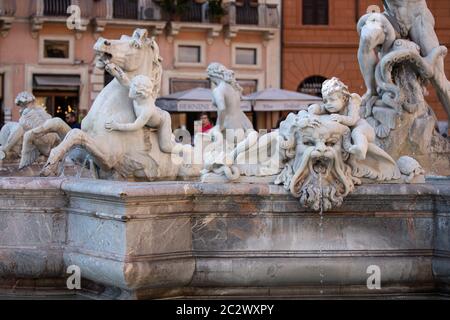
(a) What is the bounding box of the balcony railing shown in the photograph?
[236,0,258,25]
[0,0,16,16]
[93,0,165,34]
[31,0,92,37]
[43,0,71,16]
[113,0,139,20]
[34,0,91,18]
[180,1,203,23]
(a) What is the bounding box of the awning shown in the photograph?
[33,75,81,91]
[156,88,252,112]
[244,88,322,111]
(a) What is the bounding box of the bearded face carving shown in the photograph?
[284,118,355,212]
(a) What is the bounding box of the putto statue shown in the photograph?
[0,92,60,166]
[104,74,178,154]
[273,79,415,211]
[357,0,450,175]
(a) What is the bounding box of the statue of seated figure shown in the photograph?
[308,78,373,160]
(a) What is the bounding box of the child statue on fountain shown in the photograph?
[104,75,178,154]
[308,78,375,161]
[308,77,403,181]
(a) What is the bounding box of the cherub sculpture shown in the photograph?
[308,78,373,160]
[105,75,177,154]
[308,78,401,182]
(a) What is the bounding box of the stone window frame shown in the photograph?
[24,65,89,114]
[38,35,75,65]
[174,40,206,68]
[231,43,262,70]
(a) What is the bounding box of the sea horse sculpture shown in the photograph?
[23,29,197,180]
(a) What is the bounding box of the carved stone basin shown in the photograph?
[0,177,449,299]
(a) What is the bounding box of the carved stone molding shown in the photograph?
[166,22,223,45]
[0,16,14,38]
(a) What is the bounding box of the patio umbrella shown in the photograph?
[156,88,252,112]
[243,88,322,112]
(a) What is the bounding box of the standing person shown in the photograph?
[200,112,213,133]
[65,112,81,129]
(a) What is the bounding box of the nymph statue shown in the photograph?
[200,63,259,180]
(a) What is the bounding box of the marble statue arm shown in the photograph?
[213,90,227,130]
[338,94,362,127]
[105,102,152,132]
[308,103,326,115]
[105,62,131,88]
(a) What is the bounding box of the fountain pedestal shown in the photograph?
[0,177,449,299]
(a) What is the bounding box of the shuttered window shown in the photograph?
[302,0,329,25]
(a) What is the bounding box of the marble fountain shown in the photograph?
[1,2,450,299]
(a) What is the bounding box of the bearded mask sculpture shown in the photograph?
[274,78,408,212]
[277,112,355,212]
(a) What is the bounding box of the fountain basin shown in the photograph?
[0,177,449,299]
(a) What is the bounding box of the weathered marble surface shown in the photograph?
[357,2,450,175]
[0,177,449,299]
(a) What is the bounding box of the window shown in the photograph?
[169,78,210,94]
[44,40,70,59]
[175,42,205,66]
[232,44,261,68]
[178,45,201,64]
[39,36,74,64]
[298,76,328,97]
[302,0,329,25]
[237,79,258,96]
[236,48,257,65]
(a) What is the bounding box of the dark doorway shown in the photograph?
[34,91,79,121]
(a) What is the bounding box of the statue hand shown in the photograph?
[361,90,377,107]
[330,114,343,123]
[105,121,119,131]
[297,117,321,128]
[105,63,129,85]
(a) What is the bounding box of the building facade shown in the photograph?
[0,0,281,131]
[283,0,450,123]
